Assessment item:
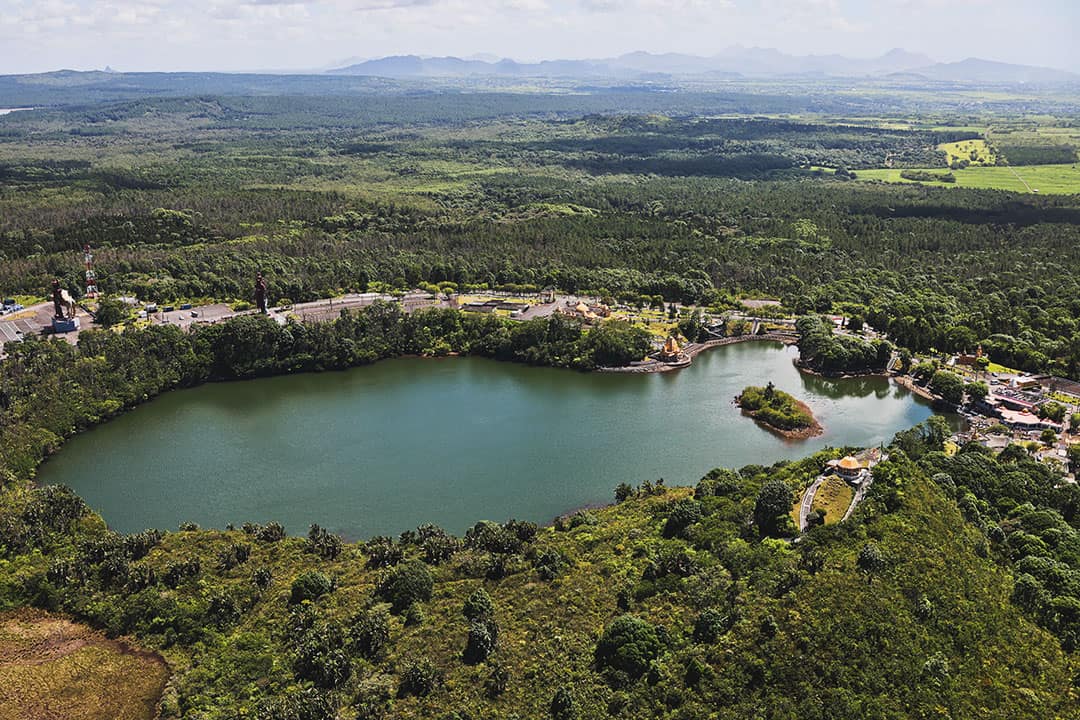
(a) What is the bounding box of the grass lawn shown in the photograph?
[0,609,168,720]
[810,475,855,525]
[939,139,995,166]
[987,361,1022,374]
[856,163,1080,194]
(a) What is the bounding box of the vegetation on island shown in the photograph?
[737,382,822,437]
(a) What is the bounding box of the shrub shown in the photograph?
[463,588,495,621]
[485,663,509,698]
[692,608,730,644]
[663,499,703,538]
[350,607,391,660]
[595,614,662,680]
[404,602,425,626]
[550,686,577,720]
[365,535,404,568]
[377,560,434,613]
[290,571,334,604]
[307,524,343,560]
[464,619,498,664]
[207,591,241,629]
[254,688,333,720]
[252,566,273,590]
[293,623,351,688]
[420,527,461,565]
[216,542,251,571]
[255,522,287,542]
[398,659,442,698]
[534,550,566,581]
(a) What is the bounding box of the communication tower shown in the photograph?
[83,244,98,298]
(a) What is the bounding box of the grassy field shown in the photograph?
[939,138,995,166]
[0,609,168,720]
[811,475,855,525]
[856,163,1080,194]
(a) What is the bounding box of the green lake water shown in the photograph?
[38,342,936,538]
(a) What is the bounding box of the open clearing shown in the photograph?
[939,139,995,166]
[0,609,168,720]
[856,163,1080,194]
[810,475,855,525]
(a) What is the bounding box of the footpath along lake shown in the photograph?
[39,341,937,537]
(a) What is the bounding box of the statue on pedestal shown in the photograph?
[254,273,268,314]
[52,279,76,320]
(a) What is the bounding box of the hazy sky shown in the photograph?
[0,0,1076,74]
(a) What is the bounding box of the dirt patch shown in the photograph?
[0,608,169,720]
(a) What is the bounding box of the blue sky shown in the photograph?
[0,0,1076,74]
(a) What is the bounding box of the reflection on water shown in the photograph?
[40,342,939,538]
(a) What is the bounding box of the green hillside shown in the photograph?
[3,438,1076,718]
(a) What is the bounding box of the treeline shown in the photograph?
[0,305,649,483]
[794,315,892,375]
[999,144,1077,165]
[900,169,956,183]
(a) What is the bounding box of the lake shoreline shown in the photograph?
[36,345,936,538]
[600,333,797,373]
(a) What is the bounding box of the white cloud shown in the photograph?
[0,0,1074,73]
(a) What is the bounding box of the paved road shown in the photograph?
[0,302,89,359]
[798,476,825,531]
[842,475,873,522]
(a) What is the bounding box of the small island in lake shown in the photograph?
[736,382,823,439]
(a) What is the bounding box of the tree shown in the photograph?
[1041,428,1058,446]
[857,543,886,584]
[663,498,703,538]
[964,381,989,404]
[754,479,795,537]
[1066,444,1080,472]
[550,686,577,720]
[290,571,334,604]
[929,370,965,405]
[377,560,434,613]
[595,615,662,680]
[463,588,495,622]
[1039,401,1066,424]
[93,296,131,327]
[1070,413,1080,433]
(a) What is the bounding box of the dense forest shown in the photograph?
[2,96,1079,378]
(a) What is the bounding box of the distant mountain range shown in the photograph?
[327,48,1077,84]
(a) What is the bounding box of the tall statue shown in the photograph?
[51,279,76,320]
[254,273,268,314]
[52,279,63,318]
